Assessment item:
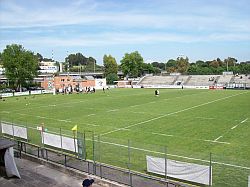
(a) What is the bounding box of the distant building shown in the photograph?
[39,61,58,74]
[41,75,106,91]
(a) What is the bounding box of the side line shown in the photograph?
[231,125,238,130]
[153,132,230,144]
[214,136,223,141]
[240,118,248,124]
[152,132,173,137]
[101,92,246,136]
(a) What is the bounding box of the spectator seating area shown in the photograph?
[137,74,250,88]
[216,75,234,86]
[139,75,176,86]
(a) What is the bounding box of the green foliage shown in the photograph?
[103,54,118,77]
[65,52,96,68]
[141,63,158,74]
[106,73,118,84]
[2,44,38,90]
[166,59,177,73]
[151,61,165,70]
[176,57,189,73]
[120,51,144,77]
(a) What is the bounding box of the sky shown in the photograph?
[0,0,250,65]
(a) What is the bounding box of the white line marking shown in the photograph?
[240,118,248,123]
[49,104,56,107]
[152,132,173,137]
[149,101,156,104]
[116,128,130,131]
[101,92,246,136]
[203,140,230,145]
[94,140,250,170]
[231,125,238,130]
[107,109,119,112]
[214,136,223,141]
[132,112,146,114]
[86,124,99,127]
[196,117,215,120]
[87,114,96,116]
[58,119,71,123]
[153,133,230,144]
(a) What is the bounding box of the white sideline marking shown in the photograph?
[95,140,250,170]
[132,112,146,114]
[231,125,238,130]
[152,132,173,137]
[149,101,156,104]
[153,133,230,144]
[214,136,223,141]
[116,128,130,131]
[231,118,248,129]
[87,114,96,116]
[86,124,99,127]
[101,92,247,136]
[107,109,119,112]
[241,118,248,124]
[49,104,56,107]
[58,119,71,123]
[196,117,215,120]
[203,140,230,145]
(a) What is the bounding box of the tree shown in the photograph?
[1,44,38,90]
[120,51,144,77]
[151,61,165,70]
[209,60,220,68]
[224,57,237,69]
[166,59,177,73]
[103,54,118,77]
[176,57,189,73]
[36,53,43,62]
[64,53,97,71]
[106,73,118,85]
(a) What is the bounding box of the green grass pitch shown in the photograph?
[1,88,250,186]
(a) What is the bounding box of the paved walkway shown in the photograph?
[0,158,125,187]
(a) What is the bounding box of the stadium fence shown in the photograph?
[0,120,249,187]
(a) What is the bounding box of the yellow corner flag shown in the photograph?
[71,125,77,131]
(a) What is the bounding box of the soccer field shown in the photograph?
[1,88,250,186]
